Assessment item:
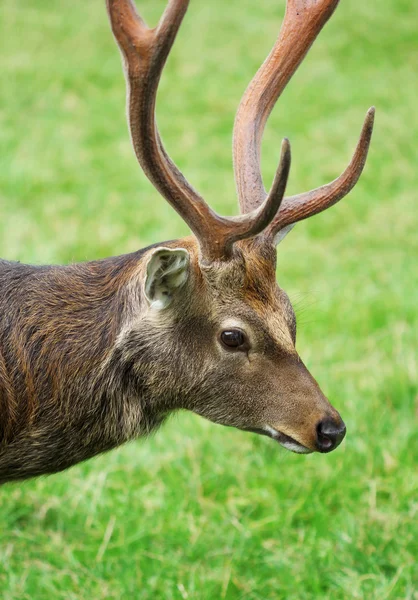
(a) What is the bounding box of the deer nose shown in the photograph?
[316,418,346,453]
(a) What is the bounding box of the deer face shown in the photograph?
[134,238,346,454]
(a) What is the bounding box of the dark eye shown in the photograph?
[220,329,248,351]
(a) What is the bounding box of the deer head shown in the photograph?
[106,0,374,454]
[0,0,376,485]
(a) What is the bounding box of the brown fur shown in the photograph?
[0,237,343,484]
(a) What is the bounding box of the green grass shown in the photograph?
[0,0,417,598]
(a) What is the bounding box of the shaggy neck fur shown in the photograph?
[0,249,161,482]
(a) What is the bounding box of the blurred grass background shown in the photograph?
[0,0,417,598]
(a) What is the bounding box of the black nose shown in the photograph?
[316,418,346,453]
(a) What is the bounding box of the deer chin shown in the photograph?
[243,425,312,454]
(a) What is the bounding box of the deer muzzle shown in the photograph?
[260,412,346,454]
[257,357,347,454]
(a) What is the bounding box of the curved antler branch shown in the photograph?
[232,0,374,245]
[267,107,375,241]
[106,0,212,237]
[107,0,291,261]
[227,138,291,247]
[233,0,340,213]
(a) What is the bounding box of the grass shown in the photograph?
[0,0,417,598]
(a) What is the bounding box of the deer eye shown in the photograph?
[220,329,248,351]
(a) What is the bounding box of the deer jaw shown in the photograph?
[115,237,345,454]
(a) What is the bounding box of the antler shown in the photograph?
[106,0,291,261]
[233,0,374,242]
[268,107,374,241]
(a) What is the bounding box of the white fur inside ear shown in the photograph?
[145,247,190,310]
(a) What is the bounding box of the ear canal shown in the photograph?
[145,247,190,310]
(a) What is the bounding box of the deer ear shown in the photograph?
[144,247,190,310]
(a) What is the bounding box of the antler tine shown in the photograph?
[227,139,291,245]
[106,0,212,241]
[107,0,292,261]
[267,107,375,241]
[233,0,340,214]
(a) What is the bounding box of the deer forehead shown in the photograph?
[199,241,277,296]
[199,262,295,351]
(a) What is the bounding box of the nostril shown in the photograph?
[316,418,346,453]
[316,431,334,451]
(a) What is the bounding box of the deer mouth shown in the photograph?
[244,426,312,454]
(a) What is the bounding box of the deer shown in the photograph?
[0,0,374,485]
